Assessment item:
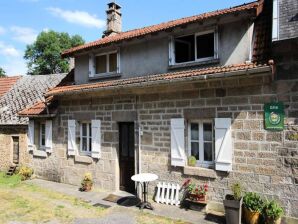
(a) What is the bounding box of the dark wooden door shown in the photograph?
[12,137,19,164]
[119,123,135,193]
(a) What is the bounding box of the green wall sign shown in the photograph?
[264,102,284,131]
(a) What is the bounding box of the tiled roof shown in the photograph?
[18,96,54,117]
[46,63,270,96]
[0,76,20,97]
[62,1,261,57]
[0,74,67,125]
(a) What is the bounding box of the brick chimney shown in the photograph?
[103,2,122,37]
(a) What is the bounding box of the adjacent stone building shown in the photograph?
[12,0,298,220]
[0,74,67,171]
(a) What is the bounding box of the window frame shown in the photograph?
[94,50,120,75]
[80,122,92,156]
[170,28,218,65]
[188,120,215,168]
[39,122,46,151]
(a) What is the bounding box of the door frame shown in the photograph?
[118,122,137,193]
[11,136,20,165]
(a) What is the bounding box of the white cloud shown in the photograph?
[0,42,21,57]
[1,58,27,76]
[0,26,6,35]
[10,26,37,44]
[47,7,105,28]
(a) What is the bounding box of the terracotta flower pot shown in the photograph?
[82,182,93,192]
[243,206,260,224]
[188,193,207,202]
[265,217,281,224]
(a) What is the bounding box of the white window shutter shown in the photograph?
[89,54,95,78]
[45,120,53,153]
[91,120,101,159]
[28,120,34,151]
[171,118,186,167]
[68,120,76,156]
[168,36,174,65]
[215,118,232,172]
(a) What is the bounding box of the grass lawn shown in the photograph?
[0,172,189,224]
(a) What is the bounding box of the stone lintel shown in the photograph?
[184,108,216,119]
[184,166,217,179]
[112,111,137,122]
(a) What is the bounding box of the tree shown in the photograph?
[24,30,85,75]
[0,67,6,77]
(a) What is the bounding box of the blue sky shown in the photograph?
[0,0,254,76]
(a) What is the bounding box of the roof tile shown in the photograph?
[0,76,20,97]
[62,1,260,57]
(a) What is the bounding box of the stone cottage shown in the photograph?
[0,74,67,172]
[19,0,298,219]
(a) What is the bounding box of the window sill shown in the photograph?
[33,150,47,158]
[183,166,217,179]
[169,58,219,70]
[74,155,93,164]
[89,73,121,81]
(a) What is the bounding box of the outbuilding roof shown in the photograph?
[62,1,262,57]
[0,74,67,125]
[0,76,20,97]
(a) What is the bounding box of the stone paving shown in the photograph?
[27,179,224,224]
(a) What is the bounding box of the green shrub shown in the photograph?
[17,166,34,181]
[188,156,196,167]
[243,192,264,213]
[231,183,243,201]
[263,200,283,220]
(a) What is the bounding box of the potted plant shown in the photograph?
[243,192,264,224]
[80,173,93,192]
[187,182,208,202]
[223,182,243,224]
[188,156,197,167]
[263,200,283,224]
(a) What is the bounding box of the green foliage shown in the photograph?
[24,30,84,75]
[263,200,283,220]
[231,182,243,201]
[188,156,196,167]
[0,172,21,187]
[17,166,34,181]
[243,192,264,213]
[0,67,6,77]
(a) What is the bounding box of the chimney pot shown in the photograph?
[103,2,122,37]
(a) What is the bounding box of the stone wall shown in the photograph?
[279,0,298,40]
[0,126,30,171]
[27,73,298,217]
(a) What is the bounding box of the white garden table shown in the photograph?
[131,173,158,210]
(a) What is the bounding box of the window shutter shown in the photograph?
[28,120,34,151]
[45,120,53,153]
[171,118,186,167]
[91,120,101,159]
[89,54,95,78]
[168,37,174,65]
[215,118,232,172]
[68,120,76,156]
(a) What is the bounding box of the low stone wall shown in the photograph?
[27,74,298,217]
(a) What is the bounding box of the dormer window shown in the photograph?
[169,29,218,65]
[89,50,120,78]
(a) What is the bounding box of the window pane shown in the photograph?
[196,33,214,59]
[175,35,195,63]
[89,137,92,152]
[82,124,87,136]
[96,55,107,74]
[89,124,92,138]
[109,53,117,72]
[203,123,212,141]
[41,124,45,135]
[41,135,45,146]
[191,123,199,140]
[191,142,200,160]
[82,138,87,152]
[204,142,213,162]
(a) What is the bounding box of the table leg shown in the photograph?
[139,182,154,210]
